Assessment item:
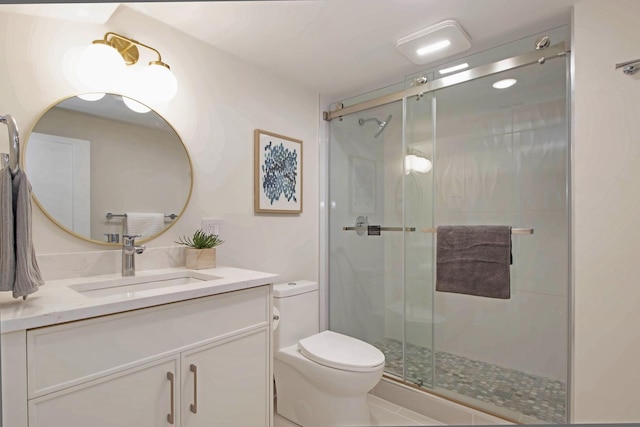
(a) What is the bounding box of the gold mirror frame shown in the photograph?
[22,93,193,246]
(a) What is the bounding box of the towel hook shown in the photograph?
[0,114,21,173]
[615,59,640,75]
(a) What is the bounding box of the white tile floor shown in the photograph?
[274,394,443,426]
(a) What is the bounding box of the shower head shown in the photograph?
[358,114,392,138]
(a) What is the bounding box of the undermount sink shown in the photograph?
[69,271,221,298]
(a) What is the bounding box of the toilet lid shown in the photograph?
[298,330,385,372]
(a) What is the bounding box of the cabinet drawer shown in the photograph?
[27,285,269,398]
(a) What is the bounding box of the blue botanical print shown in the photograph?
[262,141,298,204]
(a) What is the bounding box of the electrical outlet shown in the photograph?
[202,218,223,237]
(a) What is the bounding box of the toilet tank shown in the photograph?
[273,281,319,350]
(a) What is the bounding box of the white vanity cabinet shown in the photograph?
[29,357,179,426]
[180,328,269,426]
[3,284,272,427]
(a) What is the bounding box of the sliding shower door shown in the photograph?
[327,33,569,424]
[328,101,405,378]
[428,58,569,423]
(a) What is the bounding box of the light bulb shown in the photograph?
[137,63,178,103]
[77,92,105,101]
[414,156,433,173]
[76,42,125,90]
[122,96,151,113]
[405,154,432,174]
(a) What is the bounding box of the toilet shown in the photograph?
[273,281,385,427]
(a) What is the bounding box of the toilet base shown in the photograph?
[275,358,372,427]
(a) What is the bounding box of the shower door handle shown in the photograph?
[342,226,416,232]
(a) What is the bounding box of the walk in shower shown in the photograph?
[326,29,570,424]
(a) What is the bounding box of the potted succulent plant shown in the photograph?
[175,229,224,270]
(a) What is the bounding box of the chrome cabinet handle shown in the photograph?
[190,364,198,414]
[166,372,175,424]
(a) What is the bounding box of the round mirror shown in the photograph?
[24,93,192,245]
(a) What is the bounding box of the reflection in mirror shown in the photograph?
[25,93,192,245]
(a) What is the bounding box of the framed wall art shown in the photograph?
[254,129,303,213]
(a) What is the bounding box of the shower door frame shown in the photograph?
[322,40,572,423]
[324,43,568,121]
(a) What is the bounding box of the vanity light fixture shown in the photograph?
[77,32,177,103]
[77,92,106,101]
[395,20,471,65]
[492,78,517,89]
[405,150,432,175]
[122,96,151,113]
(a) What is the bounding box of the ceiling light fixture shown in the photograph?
[416,40,450,56]
[396,20,471,65]
[492,78,517,89]
[439,62,469,75]
[76,32,177,103]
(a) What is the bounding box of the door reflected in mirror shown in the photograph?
[25,93,192,245]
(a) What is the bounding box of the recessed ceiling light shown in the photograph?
[439,63,469,75]
[396,20,471,65]
[492,78,517,89]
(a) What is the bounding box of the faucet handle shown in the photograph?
[122,234,142,245]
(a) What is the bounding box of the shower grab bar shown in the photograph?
[0,114,20,173]
[106,212,178,220]
[420,227,534,235]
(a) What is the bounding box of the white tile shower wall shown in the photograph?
[434,98,568,381]
[0,6,319,284]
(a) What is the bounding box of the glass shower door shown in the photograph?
[429,58,569,423]
[403,92,435,388]
[328,100,405,378]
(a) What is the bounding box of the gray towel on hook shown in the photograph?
[0,167,15,291]
[11,169,44,298]
[436,225,511,299]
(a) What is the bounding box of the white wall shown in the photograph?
[572,0,640,422]
[0,6,319,283]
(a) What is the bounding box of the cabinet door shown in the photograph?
[29,358,179,427]
[182,327,269,427]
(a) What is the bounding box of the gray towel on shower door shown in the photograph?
[0,167,16,292]
[436,225,511,299]
[11,169,44,298]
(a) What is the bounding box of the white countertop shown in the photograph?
[0,266,278,333]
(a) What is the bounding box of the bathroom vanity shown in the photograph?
[0,266,277,427]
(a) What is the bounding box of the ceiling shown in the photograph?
[0,0,581,100]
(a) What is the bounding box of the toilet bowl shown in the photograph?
[273,281,385,427]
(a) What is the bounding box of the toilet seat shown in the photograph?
[298,330,385,372]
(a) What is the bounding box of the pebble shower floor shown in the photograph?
[373,338,566,424]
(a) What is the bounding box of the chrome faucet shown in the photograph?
[122,234,145,277]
